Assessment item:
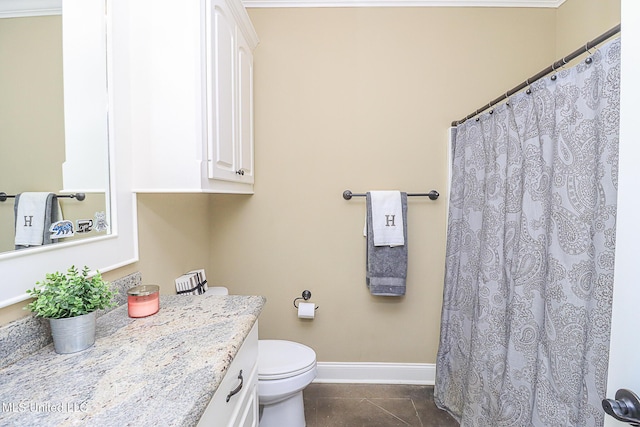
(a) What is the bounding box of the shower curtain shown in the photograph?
[435,37,620,427]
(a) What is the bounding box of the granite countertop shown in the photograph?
[0,294,265,427]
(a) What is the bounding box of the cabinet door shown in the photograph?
[206,0,237,182]
[232,375,258,427]
[236,31,254,184]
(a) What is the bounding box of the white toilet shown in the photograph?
[258,340,317,427]
[207,287,317,426]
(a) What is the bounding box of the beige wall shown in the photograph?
[208,7,556,363]
[130,194,213,292]
[556,0,621,56]
[1,1,621,364]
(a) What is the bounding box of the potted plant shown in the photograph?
[26,265,117,354]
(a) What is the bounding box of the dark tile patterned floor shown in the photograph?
[303,383,459,427]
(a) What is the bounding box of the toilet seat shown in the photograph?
[258,340,316,380]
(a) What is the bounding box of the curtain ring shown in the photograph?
[525,79,532,95]
[585,43,594,64]
[585,43,599,65]
[505,92,510,106]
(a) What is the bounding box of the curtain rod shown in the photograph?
[451,23,621,127]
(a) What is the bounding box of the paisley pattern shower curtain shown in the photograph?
[435,38,621,427]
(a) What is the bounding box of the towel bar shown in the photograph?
[342,190,439,201]
[0,192,86,202]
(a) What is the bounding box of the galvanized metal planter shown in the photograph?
[49,311,96,354]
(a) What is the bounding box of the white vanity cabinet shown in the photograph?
[198,322,259,427]
[128,0,258,193]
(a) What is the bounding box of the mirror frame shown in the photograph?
[0,0,138,308]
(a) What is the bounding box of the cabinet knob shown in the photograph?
[235,169,245,176]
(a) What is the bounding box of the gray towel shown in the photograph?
[366,192,408,296]
[14,193,61,250]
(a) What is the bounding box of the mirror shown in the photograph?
[0,0,110,253]
[0,0,138,308]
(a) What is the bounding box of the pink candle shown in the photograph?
[127,285,160,318]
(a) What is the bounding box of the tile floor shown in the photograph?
[303,383,459,427]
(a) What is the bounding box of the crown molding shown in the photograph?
[0,0,61,18]
[0,0,565,17]
[243,0,566,8]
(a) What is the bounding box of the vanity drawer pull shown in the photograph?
[226,370,244,402]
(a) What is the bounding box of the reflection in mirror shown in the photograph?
[0,0,138,309]
[0,4,109,254]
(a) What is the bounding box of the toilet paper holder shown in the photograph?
[293,290,319,310]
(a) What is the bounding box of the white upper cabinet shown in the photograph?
[206,0,254,184]
[129,0,258,193]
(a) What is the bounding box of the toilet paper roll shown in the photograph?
[297,302,315,319]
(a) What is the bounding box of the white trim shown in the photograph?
[313,362,436,385]
[243,0,566,8]
[606,2,640,425]
[0,0,61,18]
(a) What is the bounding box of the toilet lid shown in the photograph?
[258,340,317,380]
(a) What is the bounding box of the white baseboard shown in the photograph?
[313,362,436,385]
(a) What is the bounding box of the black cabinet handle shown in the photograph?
[603,389,640,426]
[235,169,245,176]
[226,370,244,403]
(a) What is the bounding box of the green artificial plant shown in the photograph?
[26,266,117,319]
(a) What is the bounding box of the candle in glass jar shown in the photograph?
[127,285,160,318]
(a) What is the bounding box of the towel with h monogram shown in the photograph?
[14,192,62,249]
[365,191,408,296]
